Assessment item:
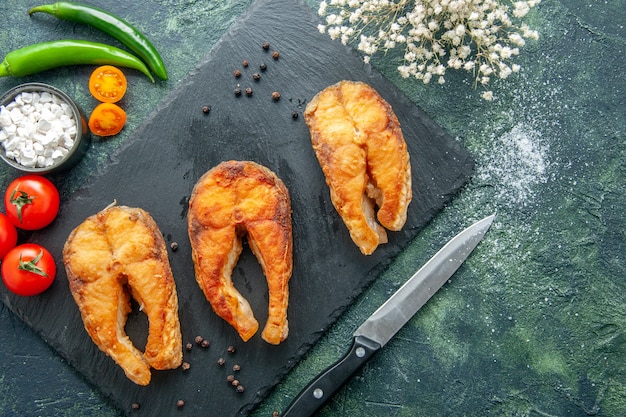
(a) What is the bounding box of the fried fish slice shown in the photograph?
[188,160,293,345]
[63,205,182,386]
[304,80,412,255]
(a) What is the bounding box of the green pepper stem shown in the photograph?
[0,61,10,77]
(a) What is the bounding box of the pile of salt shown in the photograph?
[0,91,77,168]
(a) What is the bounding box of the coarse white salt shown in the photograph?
[0,90,77,168]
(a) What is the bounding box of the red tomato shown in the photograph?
[0,213,17,260]
[2,243,56,296]
[4,175,60,230]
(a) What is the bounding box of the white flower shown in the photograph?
[481,90,494,100]
[513,1,530,18]
[398,65,412,78]
[318,1,328,16]
[317,0,540,99]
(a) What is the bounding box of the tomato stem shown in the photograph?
[18,250,49,277]
[9,187,35,224]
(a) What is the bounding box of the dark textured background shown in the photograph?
[1,0,625,416]
[0,0,473,415]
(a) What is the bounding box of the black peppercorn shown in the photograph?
[185,342,193,351]
[259,63,267,71]
[194,335,203,345]
[236,385,245,393]
[131,403,140,410]
[252,73,261,81]
[177,400,185,408]
[226,374,235,383]
[227,345,236,354]
[272,51,280,60]
[201,105,211,114]
[234,87,242,96]
[233,69,242,78]
[262,41,270,50]
[245,87,253,96]
[182,362,191,371]
[217,357,225,366]
[242,59,249,67]
[292,111,299,119]
[170,241,178,251]
[232,363,241,372]
[272,91,281,101]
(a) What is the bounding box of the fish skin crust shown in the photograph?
[188,160,293,345]
[63,205,183,386]
[304,80,412,255]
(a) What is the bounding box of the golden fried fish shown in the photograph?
[304,80,412,255]
[187,160,293,345]
[63,205,182,386]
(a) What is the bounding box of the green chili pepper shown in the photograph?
[29,2,168,81]
[0,39,154,82]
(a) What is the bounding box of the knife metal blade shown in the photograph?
[282,214,496,417]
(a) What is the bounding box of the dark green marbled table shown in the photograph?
[1,0,624,416]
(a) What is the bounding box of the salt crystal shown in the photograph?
[37,118,53,132]
[20,92,33,104]
[0,108,10,127]
[51,149,65,161]
[39,91,52,103]
[9,108,24,124]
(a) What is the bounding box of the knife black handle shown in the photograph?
[282,335,381,417]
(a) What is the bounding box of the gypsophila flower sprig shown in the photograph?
[318,0,540,100]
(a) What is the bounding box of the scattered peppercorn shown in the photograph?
[242,59,249,67]
[182,362,191,371]
[245,87,253,97]
[217,357,225,366]
[202,105,211,114]
[170,241,178,251]
[272,51,280,60]
[233,69,242,78]
[232,363,241,372]
[262,41,270,50]
[236,385,245,393]
[259,63,267,71]
[201,339,210,348]
[234,87,242,96]
[227,345,236,354]
[185,342,193,351]
[226,374,235,383]
[252,72,261,81]
[176,400,185,408]
[292,111,299,119]
[232,379,240,387]
[272,412,280,417]
[272,91,281,101]
[195,336,204,345]
[131,403,140,410]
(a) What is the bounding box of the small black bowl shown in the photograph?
[0,82,90,174]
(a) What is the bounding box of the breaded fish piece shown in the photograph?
[304,80,412,255]
[188,160,293,345]
[63,205,182,386]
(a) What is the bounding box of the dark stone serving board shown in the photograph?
[0,0,473,415]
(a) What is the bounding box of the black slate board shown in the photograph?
[0,0,473,415]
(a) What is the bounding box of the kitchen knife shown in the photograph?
[282,213,496,417]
